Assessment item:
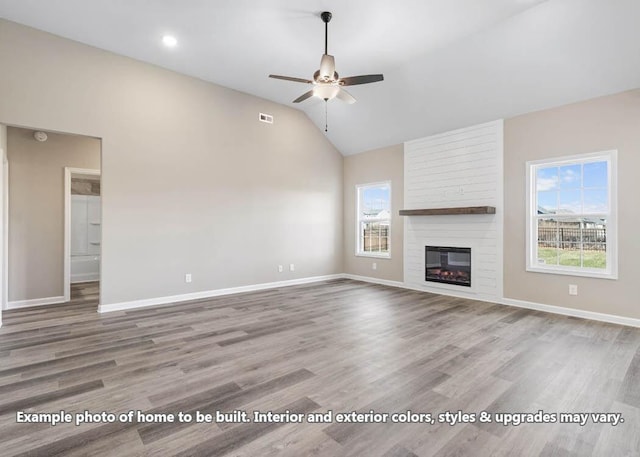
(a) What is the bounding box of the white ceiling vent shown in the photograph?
[259,113,273,124]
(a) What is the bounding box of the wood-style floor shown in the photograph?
[0,279,638,456]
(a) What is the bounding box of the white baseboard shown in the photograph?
[7,295,66,310]
[96,271,640,329]
[344,274,640,329]
[348,275,502,306]
[501,297,640,329]
[98,274,344,313]
[342,274,405,289]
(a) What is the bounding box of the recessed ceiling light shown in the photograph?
[162,35,177,48]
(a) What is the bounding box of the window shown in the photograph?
[356,182,391,258]
[527,151,617,279]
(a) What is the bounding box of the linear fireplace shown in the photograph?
[425,246,471,287]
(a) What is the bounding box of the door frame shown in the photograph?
[0,132,7,324]
[64,167,101,302]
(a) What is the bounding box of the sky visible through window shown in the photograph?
[361,186,390,213]
[536,161,608,214]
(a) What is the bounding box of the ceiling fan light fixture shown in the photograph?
[319,54,336,80]
[313,84,340,100]
[268,10,383,109]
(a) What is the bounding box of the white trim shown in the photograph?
[355,181,392,258]
[501,297,640,329]
[344,274,640,329]
[403,142,409,300]
[525,265,617,280]
[342,274,404,289]
[98,274,343,313]
[346,273,509,306]
[1,141,7,317]
[526,150,617,280]
[495,120,505,300]
[7,296,66,309]
[64,167,100,303]
[355,253,392,259]
[95,271,640,328]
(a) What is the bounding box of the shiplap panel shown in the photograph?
[403,120,503,302]
[408,148,498,167]
[405,125,498,151]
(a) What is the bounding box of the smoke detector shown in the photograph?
[33,131,48,142]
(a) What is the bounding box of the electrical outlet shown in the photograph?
[185,273,192,283]
[569,284,578,296]
[278,265,283,273]
[289,264,295,272]
[372,262,377,270]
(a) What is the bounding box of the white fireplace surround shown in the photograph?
[403,120,504,303]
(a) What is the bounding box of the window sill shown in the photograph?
[356,253,391,259]
[526,265,617,280]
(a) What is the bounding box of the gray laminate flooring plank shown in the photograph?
[0,280,638,456]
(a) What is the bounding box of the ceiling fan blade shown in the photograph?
[319,55,335,80]
[339,74,384,86]
[293,90,314,103]
[269,74,313,84]
[336,88,356,104]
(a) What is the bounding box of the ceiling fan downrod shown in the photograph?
[322,11,332,133]
[321,11,332,55]
[267,10,383,108]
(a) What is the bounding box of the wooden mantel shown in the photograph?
[399,206,496,216]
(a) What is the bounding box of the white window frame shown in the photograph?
[526,150,618,280]
[356,181,391,259]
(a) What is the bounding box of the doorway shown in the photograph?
[65,168,101,303]
[1,125,102,314]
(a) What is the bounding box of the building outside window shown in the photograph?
[526,150,617,279]
[356,182,391,258]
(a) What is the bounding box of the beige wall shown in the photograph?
[7,127,101,301]
[0,124,6,323]
[342,90,640,322]
[0,19,343,306]
[504,89,640,319]
[343,144,404,282]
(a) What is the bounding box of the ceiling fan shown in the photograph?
[269,11,384,107]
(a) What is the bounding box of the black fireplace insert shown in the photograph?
[425,246,471,287]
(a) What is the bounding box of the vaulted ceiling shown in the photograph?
[1,0,639,155]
